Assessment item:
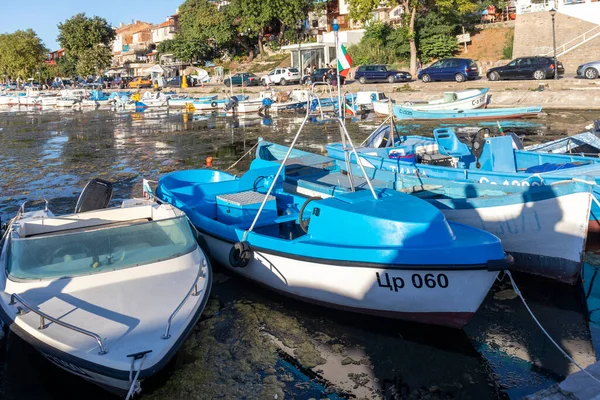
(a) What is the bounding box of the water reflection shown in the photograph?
[1,108,600,399]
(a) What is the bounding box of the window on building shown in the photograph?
[312,20,319,28]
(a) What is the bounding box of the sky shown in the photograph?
[0,0,182,50]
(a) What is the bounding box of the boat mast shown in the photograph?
[333,19,356,192]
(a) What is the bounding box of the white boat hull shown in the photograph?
[373,90,488,116]
[56,99,76,108]
[203,233,498,328]
[227,101,263,114]
[438,191,591,284]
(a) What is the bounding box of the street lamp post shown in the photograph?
[549,8,558,80]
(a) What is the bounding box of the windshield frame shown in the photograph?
[6,216,198,282]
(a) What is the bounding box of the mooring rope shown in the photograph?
[505,270,600,386]
[125,353,148,400]
[226,141,260,171]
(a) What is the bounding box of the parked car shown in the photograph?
[128,77,152,89]
[576,60,600,79]
[23,81,41,89]
[355,65,412,84]
[487,57,564,81]
[223,72,259,87]
[111,77,131,89]
[300,68,346,85]
[419,58,479,83]
[261,68,301,86]
[5,82,18,90]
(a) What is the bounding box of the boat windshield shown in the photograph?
[8,216,197,280]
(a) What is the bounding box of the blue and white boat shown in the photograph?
[168,95,218,108]
[373,88,489,116]
[156,162,511,328]
[81,90,113,107]
[525,120,600,155]
[326,127,600,232]
[256,139,593,284]
[393,105,542,120]
[189,95,248,112]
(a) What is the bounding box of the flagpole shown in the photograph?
[333,19,355,191]
[334,19,342,120]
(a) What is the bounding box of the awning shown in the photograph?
[148,64,166,74]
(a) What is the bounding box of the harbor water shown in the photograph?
[1,107,600,399]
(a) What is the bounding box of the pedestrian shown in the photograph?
[417,58,422,74]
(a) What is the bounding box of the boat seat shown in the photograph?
[216,191,278,227]
[434,129,471,158]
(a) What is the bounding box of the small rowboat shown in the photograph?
[393,105,542,120]
[374,88,489,116]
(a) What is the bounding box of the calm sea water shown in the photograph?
[1,107,600,399]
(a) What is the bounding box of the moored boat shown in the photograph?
[256,139,592,284]
[0,179,212,396]
[393,105,542,120]
[373,88,489,116]
[168,95,218,108]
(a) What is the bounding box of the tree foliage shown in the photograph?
[348,0,478,73]
[57,13,115,76]
[162,0,233,63]
[0,29,47,79]
[347,23,410,65]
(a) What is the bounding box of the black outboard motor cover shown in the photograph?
[593,119,600,135]
[74,178,113,213]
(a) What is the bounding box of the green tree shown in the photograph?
[57,13,115,76]
[0,29,47,80]
[226,0,273,58]
[165,0,233,63]
[349,0,477,74]
[271,0,311,42]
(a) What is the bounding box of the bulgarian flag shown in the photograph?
[337,43,352,78]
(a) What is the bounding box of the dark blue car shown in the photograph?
[418,58,479,83]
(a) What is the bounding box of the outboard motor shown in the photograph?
[593,119,600,135]
[258,97,273,115]
[223,96,239,112]
[74,178,113,213]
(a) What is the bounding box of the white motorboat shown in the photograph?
[0,179,212,397]
[224,91,274,114]
[373,88,489,116]
[137,91,170,108]
[269,90,310,113]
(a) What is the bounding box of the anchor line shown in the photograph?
[505,270,600,386]
[226,141,260,171]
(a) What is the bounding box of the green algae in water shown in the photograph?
[144,298,331,399]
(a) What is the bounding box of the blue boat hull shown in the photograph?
[393,106,543,120]
[156,161,510,327]
[257,140,592,284]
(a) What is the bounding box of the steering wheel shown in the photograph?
[298,196,321,233]
[49,243,91,263]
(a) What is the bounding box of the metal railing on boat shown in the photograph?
[162,258,207,340]
[9,293,108,355]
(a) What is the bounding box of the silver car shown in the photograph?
[577,60,600,79]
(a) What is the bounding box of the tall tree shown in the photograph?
[0,30,47,79]
[349,0,476,74]
[226,0,273,58]
[164,0,233,63]
[57,13,115,76]
[272,0,311,42]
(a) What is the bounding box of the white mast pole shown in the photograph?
[333,18,355,192]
